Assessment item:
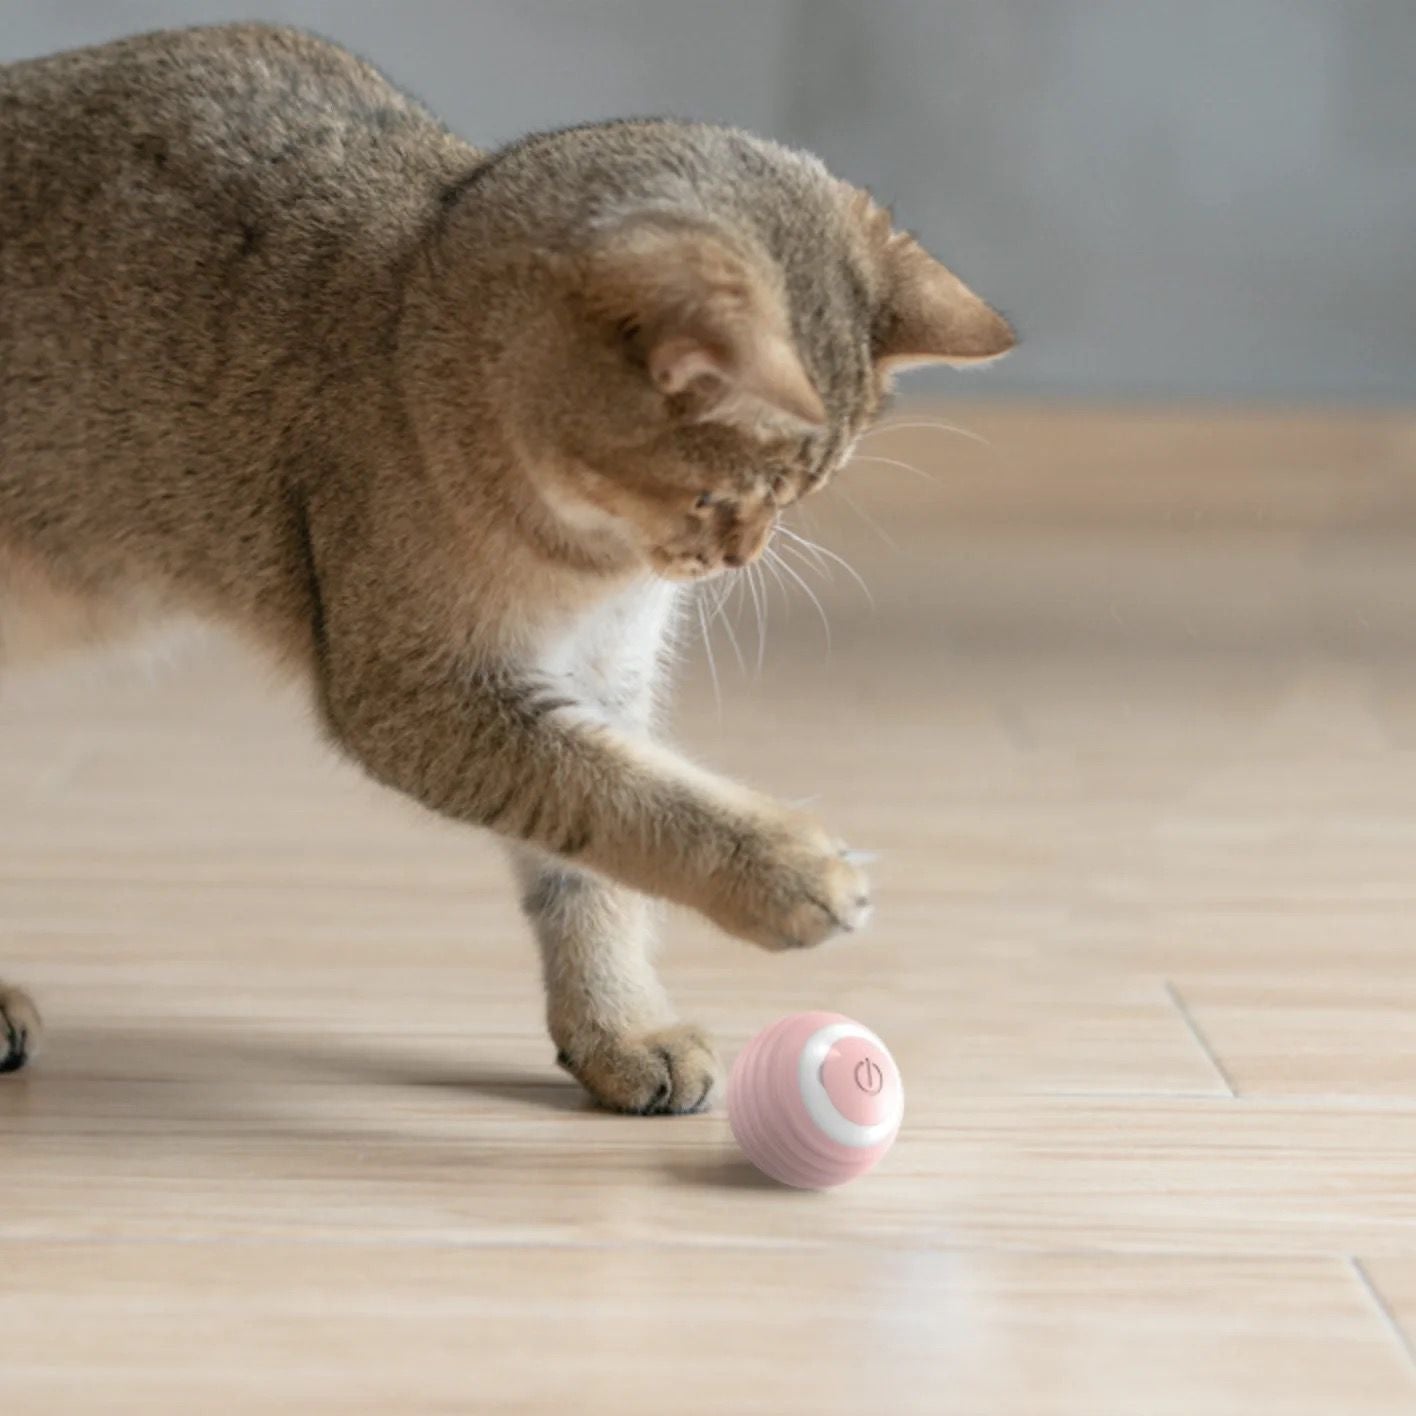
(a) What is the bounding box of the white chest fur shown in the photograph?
[531,576,679,728]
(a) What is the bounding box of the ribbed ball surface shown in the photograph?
[727,1012,902,1189]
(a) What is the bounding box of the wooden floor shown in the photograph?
[4,405,1416,1413]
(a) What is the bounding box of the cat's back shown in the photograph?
[1,23,469,253]
[0,26,478,638]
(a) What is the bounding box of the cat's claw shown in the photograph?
[709,815,873,952]
[771,853,873,949]
[839,847,879,867]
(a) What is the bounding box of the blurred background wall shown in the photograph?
[4,1,1413,402]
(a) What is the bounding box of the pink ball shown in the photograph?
[727,1012,904,1189]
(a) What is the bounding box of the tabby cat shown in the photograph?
[0,25,1012,1112]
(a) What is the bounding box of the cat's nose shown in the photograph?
[722,520,773,568]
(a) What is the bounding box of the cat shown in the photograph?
[0,24,1013,1111]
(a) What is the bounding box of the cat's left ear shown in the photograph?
[862,199,1016,370]
[583,217,827,434]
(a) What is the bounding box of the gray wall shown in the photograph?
[5,2,1413,402]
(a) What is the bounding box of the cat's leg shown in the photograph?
[314,544,870,950]
[505,585,721,1112]
[0,982,41,1073]
[510,848,718,1113]
[322,639,870,952]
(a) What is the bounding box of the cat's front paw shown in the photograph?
[557,1023,722,1116]
[0,983,41,1073]
[709,810,872,951]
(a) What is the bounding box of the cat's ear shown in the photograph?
[646,323,827,433]
[876,236,1015,370]
[585,218,827,433]
[857,196,1015,370]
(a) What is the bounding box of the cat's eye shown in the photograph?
[694,492,715,510]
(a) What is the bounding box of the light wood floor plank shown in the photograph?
[5,1244,1416,1416]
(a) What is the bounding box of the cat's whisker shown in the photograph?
[712,571,740,621]
[755,561,773,675]
[765,546,831,652]
[833,483,900,551]
[718,605,749,677]
[693,593,722,716]
[776,526,875,609]
[849,452,937,483]
[775,535,838,593]
[744,560,767,677]
[703,575,748,675]
[774,536,827,585]
[705,566,734,615]
[861,418,997,453]
[774,523,831,576]
[758,545,792,610]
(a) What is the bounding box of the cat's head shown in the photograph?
[458,122,1013,580]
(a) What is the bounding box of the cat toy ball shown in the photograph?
[727,1012,903,1189]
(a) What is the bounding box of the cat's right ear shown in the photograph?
[850,190,1015,370]
[582,218,827,434]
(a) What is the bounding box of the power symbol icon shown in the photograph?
[853,1057,883,1095]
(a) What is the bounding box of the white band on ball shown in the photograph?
[796,1020,902,1148]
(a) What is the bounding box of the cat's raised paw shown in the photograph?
[557,1023,721,1116]
[710,814,873,951]
[0,984,41,1074]
[777,844,873,949]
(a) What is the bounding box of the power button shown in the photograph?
[854,1056,884,1096]
[819,1036,897,1126]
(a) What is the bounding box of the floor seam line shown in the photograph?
[1351,1257,1416,1378]
[1163,980,1238,1098]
